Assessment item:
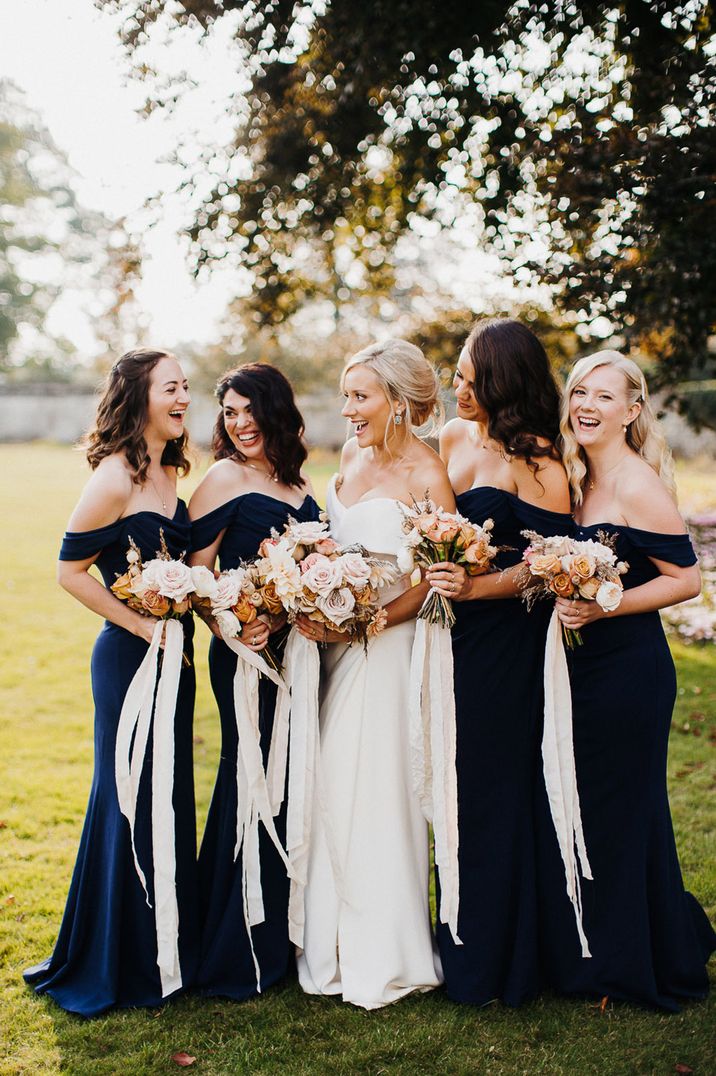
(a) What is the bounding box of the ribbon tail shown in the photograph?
[543,606,592,959]
[409,620,432,816]
[152,618,184,996]
[426,623,461,945]
[286,634,320,949]
[115,620,163,906]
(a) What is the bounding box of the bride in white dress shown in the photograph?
[295,340,456,1009]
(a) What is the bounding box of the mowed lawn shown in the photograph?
[0,442,714,1076]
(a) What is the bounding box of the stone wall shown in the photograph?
[1,383,715,456]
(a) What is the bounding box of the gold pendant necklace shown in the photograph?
[148,474,168,511]
[244,459,279,483]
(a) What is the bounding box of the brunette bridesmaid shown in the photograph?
[426,318,572,1006]
[189,363,320,1000]
[24,349,199,1016]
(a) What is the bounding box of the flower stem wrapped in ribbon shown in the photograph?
[516,529,628,959]
[111,530,195,997]
[398,493,502,946]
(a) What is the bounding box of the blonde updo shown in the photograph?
[560,350,676,506]
[341,339,444,435]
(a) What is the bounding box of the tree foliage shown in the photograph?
[99,1,716,423]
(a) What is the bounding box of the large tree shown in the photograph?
[100,1,716,422]
[0,80,141,378]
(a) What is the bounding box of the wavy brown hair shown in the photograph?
[465,318,561,474]
[212,363,307,487]
[85,348,191,481]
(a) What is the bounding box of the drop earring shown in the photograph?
[394,411,403,426]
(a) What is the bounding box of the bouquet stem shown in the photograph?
[419,588,456,630]
[562,625,583,650]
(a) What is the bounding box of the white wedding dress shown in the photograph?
[296,476,443,1009]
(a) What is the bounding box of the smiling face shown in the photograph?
[144,355,190,443]
[341,364,400,448]
[569,365,640,449]
[453,347,487,424]
[221,387,268,462]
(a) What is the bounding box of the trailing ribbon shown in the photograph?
[266,628,321,948]
[218,628,296,992]
[115,617,184,998]
[409,618,461,945]
[542,606,593,958]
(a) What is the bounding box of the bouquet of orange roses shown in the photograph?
[398,493,500,629]
[190,562,284,674]
[519,530,629,648]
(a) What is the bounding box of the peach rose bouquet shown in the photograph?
[519,530,629,648]
[112,531,194,661]
[398,493,500,628]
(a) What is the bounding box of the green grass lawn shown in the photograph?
[1,443,714,1076]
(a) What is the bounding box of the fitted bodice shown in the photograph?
[191,492,321,569]
[59,504,192,588]
[456,486,574,569]
[574,523,697,589]
[326,476,410,606]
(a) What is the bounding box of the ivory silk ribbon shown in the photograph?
[542,606,593,958]
[115,617,184,998]
[217,627,297,992]
[266,628,321,949]
[409,618,462,945]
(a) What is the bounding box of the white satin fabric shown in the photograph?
[296,477,443,1009]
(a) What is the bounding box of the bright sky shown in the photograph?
[0,0,243,350]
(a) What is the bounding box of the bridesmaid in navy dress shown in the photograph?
[189,363,319,1000]
[24,349,200,1016]
[537,350,715,1009]
[426,318,572,1006]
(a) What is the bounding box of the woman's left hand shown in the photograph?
[555,596,607,629]
[294,614,349,644]
[425,561,470,601]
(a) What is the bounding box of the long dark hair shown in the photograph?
[85,348,191,481]
[212,363,307,487]
[465,318,561,471]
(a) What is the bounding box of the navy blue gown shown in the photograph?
[536,524,716,1010]
[436,487,573,1006]
[191,492,321,999]
[24,506,200,1017]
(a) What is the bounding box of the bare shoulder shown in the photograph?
[407,440,456,511]
[337,437,359,480]
[514,453,571,513]
[66,454,134,531]
[189,458,243,518]
[620,459,686,534]
[439,417,470,456]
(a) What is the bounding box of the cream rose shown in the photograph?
[338,552,372,589]
[301,554,343,596]
[140,558,195,602]
[596,580,623,612]
[190,564,218,600]
[577,576,601,600]
[212,569,246,611]
[528,552,563,577]
[315,586,356,627]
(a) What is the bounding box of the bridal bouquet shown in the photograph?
[257,517,396,644]
[111,531,195,621]
[519,530,629,648]
[398,493,500,629]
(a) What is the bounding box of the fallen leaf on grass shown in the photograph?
[5,895,15,905]
[0,821,7,829]
[171,1053,196,1068]
[675,1064,693,1074]
[675,761,706,778]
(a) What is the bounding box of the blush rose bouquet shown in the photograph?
[519,530,629,648]
[398,493,501,629]
[257,516,396,644]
